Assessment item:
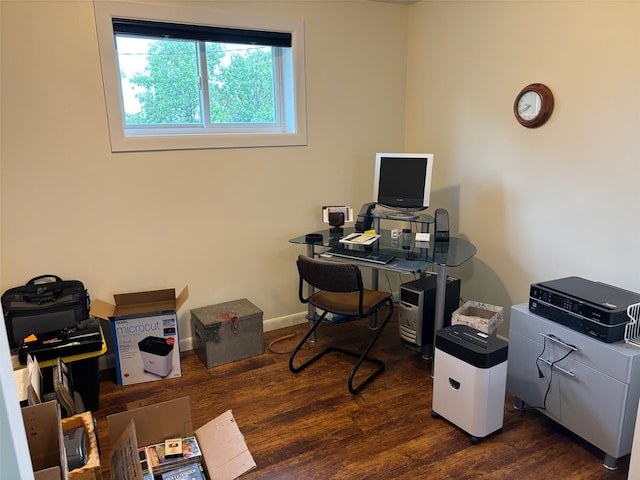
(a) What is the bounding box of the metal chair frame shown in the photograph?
[289,255,394,394]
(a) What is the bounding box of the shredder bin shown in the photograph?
[138,336,174,377]
[432,324,508,442]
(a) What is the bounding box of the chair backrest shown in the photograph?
[296,255,363,293]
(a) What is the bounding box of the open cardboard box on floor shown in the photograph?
[61,411,101,480]
[22,400,69,480]
[90,286,188,386]
[107,396,256,480]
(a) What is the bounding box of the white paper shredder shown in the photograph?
[432,324,508,443]
[138,336,174,377]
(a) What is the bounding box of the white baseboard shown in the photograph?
[98,311,308,371]
[263,311,309,332]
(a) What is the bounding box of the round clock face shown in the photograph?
[517,91,541,121]
[514,83,554,128]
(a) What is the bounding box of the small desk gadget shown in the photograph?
[289,212,476,355]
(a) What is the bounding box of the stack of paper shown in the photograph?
[339,233,381,246]
[13,354,41,406]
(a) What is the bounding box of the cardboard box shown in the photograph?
[191,299,264,369]
[22,400,69,480]
[107,396,256,480]
[452,300,504,335]
[61,412,101,480]
[91,286,189,385]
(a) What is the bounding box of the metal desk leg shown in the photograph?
[370,267,379,331]
[306,243,318,343]
[368,215,382,331]
[431,262,448,376]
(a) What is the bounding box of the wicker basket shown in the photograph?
[451,300,504,335]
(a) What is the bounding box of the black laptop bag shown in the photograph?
[2,275,90,351]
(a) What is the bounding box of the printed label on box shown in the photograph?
[112,312,181,385]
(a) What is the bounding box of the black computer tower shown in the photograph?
[399,273,461,353]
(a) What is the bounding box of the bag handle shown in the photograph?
[25,275,65,303]
[27,274,63,286]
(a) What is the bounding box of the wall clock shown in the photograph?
[514,83,554,128]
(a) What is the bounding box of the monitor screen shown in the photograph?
[373,153,434,211]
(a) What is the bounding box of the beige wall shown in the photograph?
[407,0,640,335]
[1,0,639,346]
[0,0,409,343]
[4,0,638,472]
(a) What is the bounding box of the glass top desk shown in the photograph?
[289,225,476,355]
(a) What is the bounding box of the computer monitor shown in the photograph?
[373,152,434,216]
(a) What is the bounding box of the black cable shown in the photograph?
[541,348,574,410]
[535,339,547,379]
[533,338,575,410]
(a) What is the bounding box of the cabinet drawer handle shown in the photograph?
[539,333,578,351]
[538,357,575,377]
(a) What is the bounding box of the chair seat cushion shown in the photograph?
[310,289,390,317]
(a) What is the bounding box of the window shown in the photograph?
[94,1,307,152]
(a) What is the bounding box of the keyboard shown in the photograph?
[324,246,395,265]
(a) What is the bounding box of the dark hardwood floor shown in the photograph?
[94,310,630,479]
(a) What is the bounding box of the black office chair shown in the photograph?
[289,255,394,394]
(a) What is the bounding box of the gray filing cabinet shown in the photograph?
[507,304,640,470]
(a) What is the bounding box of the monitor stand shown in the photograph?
[385,212,419,221]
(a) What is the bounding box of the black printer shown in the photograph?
[529,276,640,343]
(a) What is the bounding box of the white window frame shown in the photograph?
[94,1,307,152]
